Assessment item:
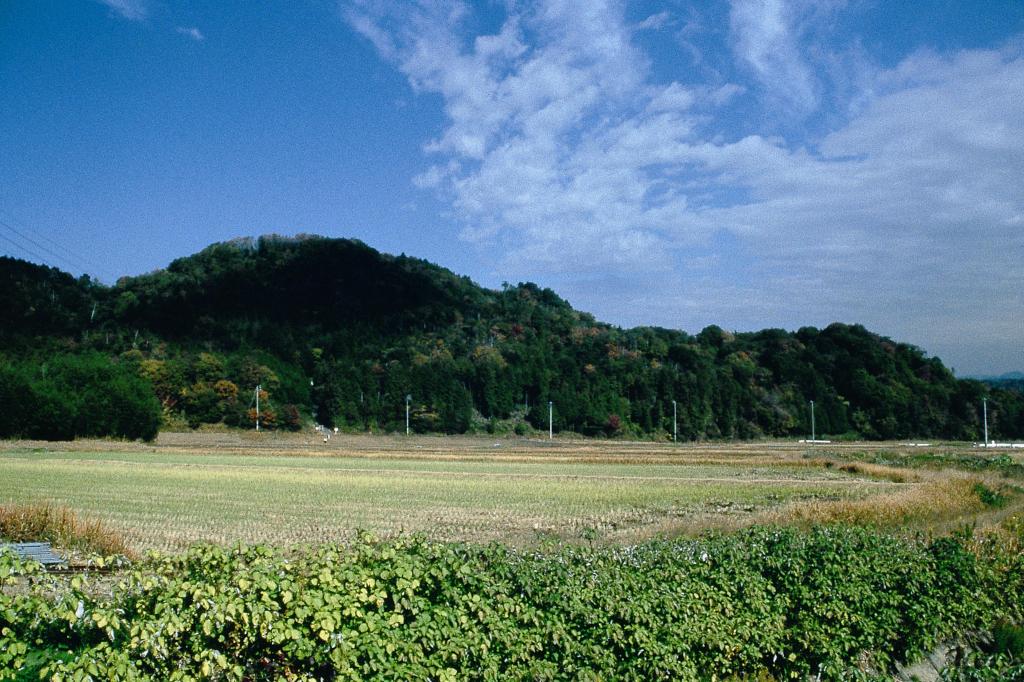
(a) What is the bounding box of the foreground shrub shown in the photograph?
[1,525,1021,681]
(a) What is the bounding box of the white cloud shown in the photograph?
[176,26,204,41]
[347,1,1024,372]
[636,11,670,32]
[348,0,703,274]
[682,44,1024,365]
[342,8,397,60]
[728,0,818,114]
[96,0,147,21]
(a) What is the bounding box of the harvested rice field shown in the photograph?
[0,433,1018,552]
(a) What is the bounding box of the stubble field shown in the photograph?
[0,432,1018,552]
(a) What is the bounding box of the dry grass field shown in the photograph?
[1,432,1020,552]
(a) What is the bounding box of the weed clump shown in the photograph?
[974,482,1010,509]
[0,502,131,557]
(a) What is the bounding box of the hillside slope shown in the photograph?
[1,235,1020,440]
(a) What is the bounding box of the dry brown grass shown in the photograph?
[660,474,1023,539]
[825,459,916,483]
[0,502,132,557]
[767,475,995,528]
[992,512,1024,550]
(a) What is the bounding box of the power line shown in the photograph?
[0,217,90,273]
[23,219,108,274]
[0,230,64,270]
[0,215,96,276]
[0,207,108,276]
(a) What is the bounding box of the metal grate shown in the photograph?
[1,541,66,567]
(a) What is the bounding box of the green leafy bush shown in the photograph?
[975,482,1010,508]
[1,526,1022,681]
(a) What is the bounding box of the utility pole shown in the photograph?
[983,397,989,446]
[809,400,815,442]
[406,394,411,436]
[672,399,677,443]
[548,401,553,440]
[255,384,261,432]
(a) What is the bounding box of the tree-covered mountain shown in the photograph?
[1,235,1021,441]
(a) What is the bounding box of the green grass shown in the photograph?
[0,446,892,551]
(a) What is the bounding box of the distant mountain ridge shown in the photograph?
[970,372,1024,382]
[1,234,1022,440]
[970,372,1024,395]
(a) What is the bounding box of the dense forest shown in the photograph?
[1,235,1021,441]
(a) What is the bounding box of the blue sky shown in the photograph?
[1,1,1022,375]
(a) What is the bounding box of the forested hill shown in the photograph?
[1,235,1021,441]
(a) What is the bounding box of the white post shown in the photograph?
[810,400,815,442]
[406,394,411,435]
[672,399,677,443]
[548,401,553,440]
[255,384,260,432]
[983,397,989,446]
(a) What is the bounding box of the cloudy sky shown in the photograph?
[1,1,1022,375]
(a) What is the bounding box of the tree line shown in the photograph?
[0,236,1020,441]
